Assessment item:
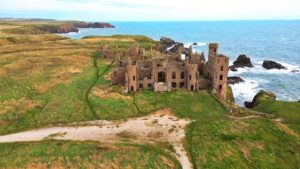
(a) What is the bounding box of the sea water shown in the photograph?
[62,21,300,105]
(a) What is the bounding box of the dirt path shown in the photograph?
[0,108,193,169]
[228,115,261,120]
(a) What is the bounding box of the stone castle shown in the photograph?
[100,43,229,99]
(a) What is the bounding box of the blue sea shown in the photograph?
[63,21,300,105]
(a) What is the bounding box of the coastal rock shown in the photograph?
[159,37,188,53]
[291,70,299,73]
[56,22,115,34]
[160,37,176,46]
[227,76,245,85]
[169,43,184,53]
[262,60,286,70]
[244,90,276,108]
[230,67,238,72]
[229,54,253,71]
[192,42,198,45]
[76,22,115,29]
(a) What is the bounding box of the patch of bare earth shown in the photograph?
[235,141,264,162]
[0,25,21,30]
[0,97,42,115]
[91,87,130,100]
[274,121,299,138]
[34,66,84,94]
[0,108,193,169]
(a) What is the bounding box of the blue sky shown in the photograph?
[0,0,300,21]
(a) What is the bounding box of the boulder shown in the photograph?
[291,70,299,73]
[227,76,245,85]
[230,67,238,72]
[233,54,253,68]
[262,60,286,70]
[229,54,253,71]
[244,90,276,108]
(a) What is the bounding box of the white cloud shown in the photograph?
[0,0,299,21]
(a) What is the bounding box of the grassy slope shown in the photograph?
[0,141,180,169]
[0,20,299,169]
[252,96,300,133]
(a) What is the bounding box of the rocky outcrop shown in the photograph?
[229,54,253,71]
[262,60,286,70]
[244,90,276,108]
[169,43,184,53]
[227,76,245,85]
[76,22,115,29]
[158,37,188,53]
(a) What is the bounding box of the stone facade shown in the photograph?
[101,43,229,99]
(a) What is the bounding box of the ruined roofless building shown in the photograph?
[101,43,229,99]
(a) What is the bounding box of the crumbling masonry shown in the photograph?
[100,43,229,99]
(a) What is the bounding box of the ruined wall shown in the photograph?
[111,67,127,85]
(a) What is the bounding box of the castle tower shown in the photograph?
[127,66,137,92]
[211,55,229,99]
[208,43,218,56]
[186,64,198,91]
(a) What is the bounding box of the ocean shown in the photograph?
[62,21,300,105]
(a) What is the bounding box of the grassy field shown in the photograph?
[0,20,299,169]
[250,92,300,133]
[0,141,180,169]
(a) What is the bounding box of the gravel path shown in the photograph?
[0,108,193,169]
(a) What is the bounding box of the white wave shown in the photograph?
[195,42,207,46]
[184,42,207,48]
[167,44,176,51]
[229,60,300,75]
[230,78,268,106]
[184,43,193,48]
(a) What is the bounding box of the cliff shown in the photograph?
[2,21,115,34]
[54,22,115,33]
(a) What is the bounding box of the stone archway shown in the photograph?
[158,71,166,82]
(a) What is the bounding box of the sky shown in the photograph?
[0,0,300,21]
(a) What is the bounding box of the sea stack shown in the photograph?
[229,54,253,71]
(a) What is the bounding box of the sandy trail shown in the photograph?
[0,108,192,169]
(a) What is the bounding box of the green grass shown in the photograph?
[0,34,67,45]
[253,100,300,133]
[0,141,181,169]
[82,34,156,43]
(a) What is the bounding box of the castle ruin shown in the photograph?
[101,43,229,99]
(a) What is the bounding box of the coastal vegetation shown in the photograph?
[0,19,299,169]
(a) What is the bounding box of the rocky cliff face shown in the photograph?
[56,22,115,33]
[158,37,188,54]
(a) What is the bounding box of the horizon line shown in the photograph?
[1,17,300,22]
